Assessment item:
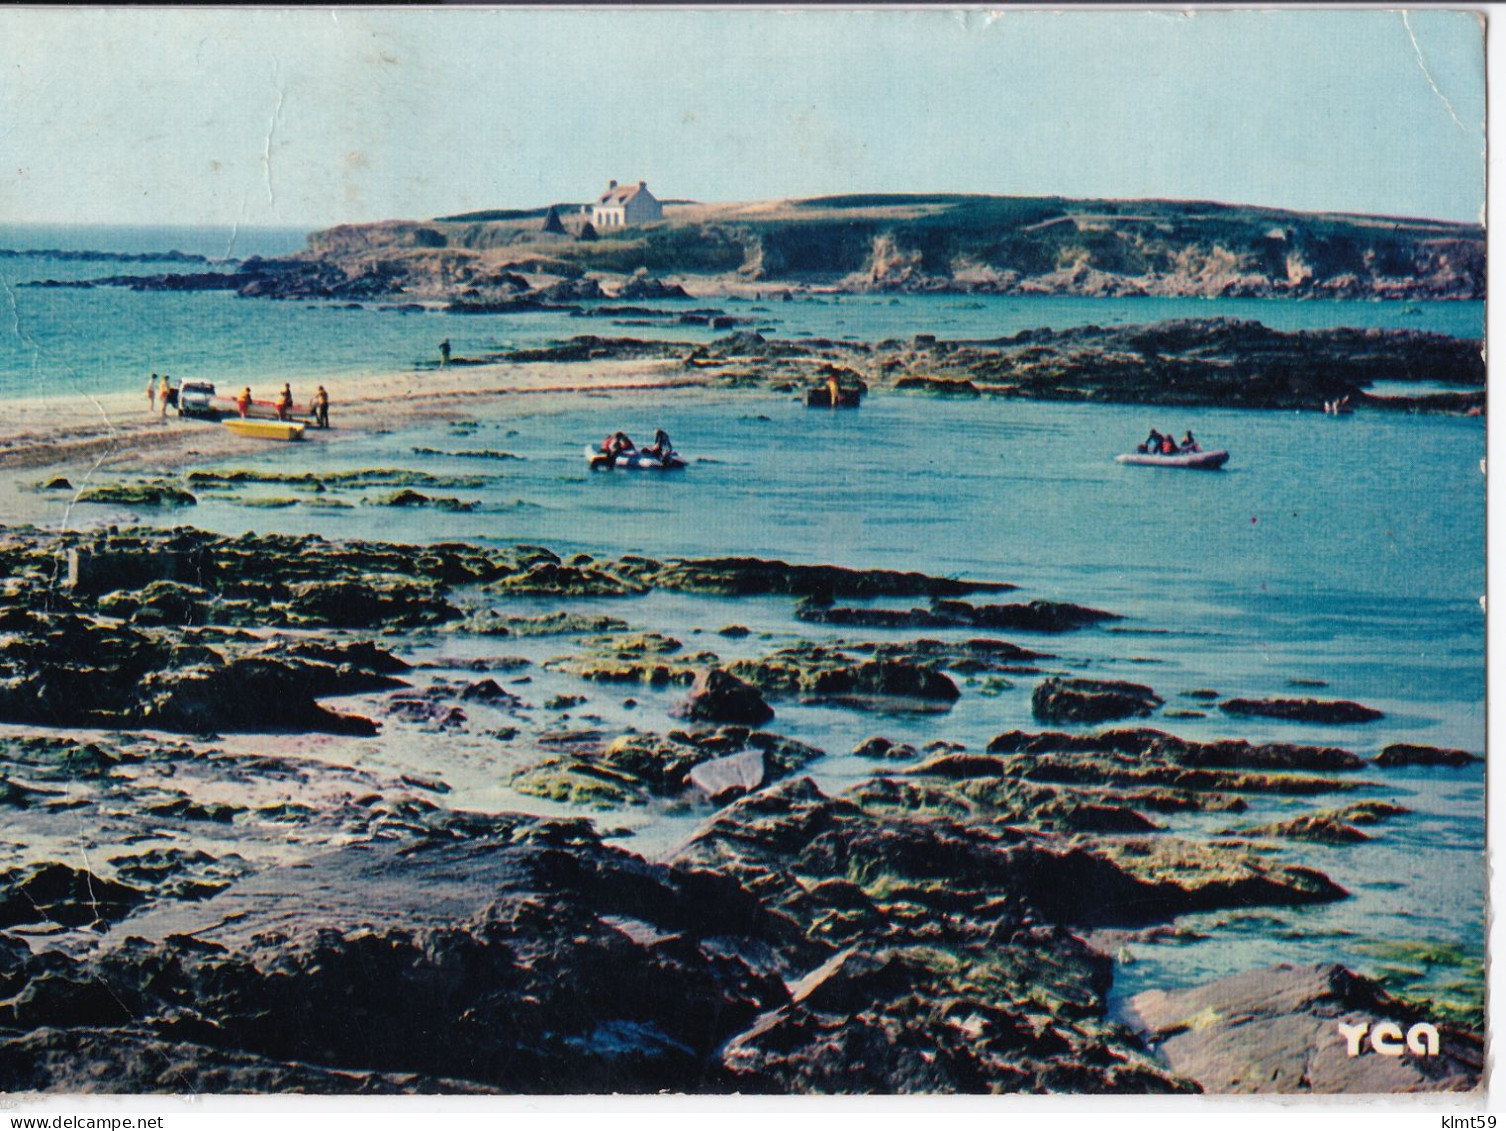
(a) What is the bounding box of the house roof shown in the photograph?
[597,182,653,206]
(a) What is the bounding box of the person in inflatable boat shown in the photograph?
[643,430,675,462]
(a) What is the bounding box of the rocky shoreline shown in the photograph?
[0,524,1483,1094]
[500,320,1486,415]
[107,194,1482,303]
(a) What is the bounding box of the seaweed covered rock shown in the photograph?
[1032,677,1164,723]
[1225,801,1407,844]
[729,646,960,709]
[510,727,821,808]
[672,776,1349,1091]
[1228,814,1370,844]
[1074,838,1347,922]
[75,480,197,507]
[857,766,1161,834]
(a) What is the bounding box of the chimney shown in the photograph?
[638,180,646,189]
[608,179,618,190]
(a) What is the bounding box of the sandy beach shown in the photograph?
[0,355,706,520]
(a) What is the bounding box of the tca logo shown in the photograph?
[1337,1020,1439,1058]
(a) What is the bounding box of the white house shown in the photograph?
[589,180,663,229]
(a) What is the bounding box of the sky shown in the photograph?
[0,7,1487,230]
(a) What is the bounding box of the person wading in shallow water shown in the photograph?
[146,374,158,413]
[236,387,252,418]
[275,383,294,422]
[439,339,451,368]
[312,385,330,429]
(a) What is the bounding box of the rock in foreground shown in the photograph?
[1124,964,1481,1093]
[4,823,802,1094]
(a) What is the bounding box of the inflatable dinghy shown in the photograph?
[1115,449,1230,470]
[586,446,687,471]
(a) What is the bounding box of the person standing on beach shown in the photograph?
[312,386,330,429]
[440,339,451,368]
[146,374,158,413]
[236,387,252,418]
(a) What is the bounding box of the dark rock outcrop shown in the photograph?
[4,827,804,1094]
[614,275,690,300]
[641,556,1012,599]
[674,669,775,726]
[984,728,1364,773]
[1374,743,1482,768]
[0,1029,489,1095]
[0,863,146,929]
[796,597,1116,633]
[1032,677,1163,723]
[1220,698,1384,724]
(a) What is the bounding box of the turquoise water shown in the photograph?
[68,388,1483,1009]
[4,224,1487,1013]
[0,225,1485,403]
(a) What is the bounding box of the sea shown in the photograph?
[0,224,1486,1015]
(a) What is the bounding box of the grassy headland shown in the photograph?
[291,193,1483,302]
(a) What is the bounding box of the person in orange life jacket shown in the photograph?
[600,432,635,464]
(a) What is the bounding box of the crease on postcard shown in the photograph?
[1400,11,1470,134]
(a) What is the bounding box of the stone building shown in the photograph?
[589,180,663,229]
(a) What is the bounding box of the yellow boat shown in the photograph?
[223,419,306,442]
